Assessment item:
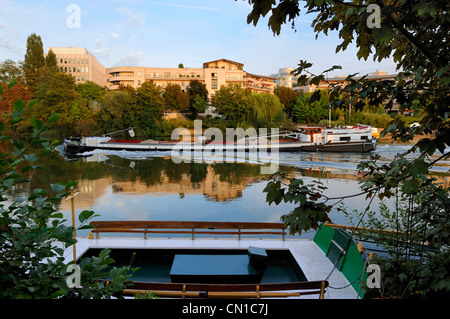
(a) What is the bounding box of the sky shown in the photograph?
[0,0,398,77]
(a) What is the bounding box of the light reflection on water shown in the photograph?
[12,142,449,239]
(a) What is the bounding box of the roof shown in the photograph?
[203,59,244,69]
[246,72,276,80]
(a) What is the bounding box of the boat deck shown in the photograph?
[67,237,359,299]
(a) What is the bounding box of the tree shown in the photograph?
[134,82,164,137]
[97,90,134,134]
[0,83,32,128]
[76,81,106,109]
[293,91,328,124]
[0,59,24,83]
[246,92,284,126]
[246,0,449,298]
[29,72,86,136]
[23,33,45,93]
[163,83,189,112]
[274,86,297,118]
[186,80,209,119]
[45,49,59,74]
[210,84,251,122]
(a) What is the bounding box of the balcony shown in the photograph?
[108,75,135,82]
[146,75,204,81]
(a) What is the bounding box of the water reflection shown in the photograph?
[7,142,449,239]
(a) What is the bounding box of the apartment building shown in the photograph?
[292,69,398,93]
[48,47,108,87]
[107,59,276,98]
[46,48,277,97]
[271,67,299,88]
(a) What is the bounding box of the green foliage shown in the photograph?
[75,81,107,109]
[186,80,209,119]
[29,72,87,136]
[263,173,331,235]
[274,86,297,117]
[0,59,24,83]
[246,92,284,125]
[0,84,135,299]
[293,91,329,124]
[133,82,164,137]
[211,84,251,123]
[97,90,134,134]
[44,49,58,74]
[163,83,189,112]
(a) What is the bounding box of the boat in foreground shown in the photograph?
[63,125,377,155]
[66,221,371,299]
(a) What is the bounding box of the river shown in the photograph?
[7,141,450,239]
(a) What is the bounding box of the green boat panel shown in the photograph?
[313,224,335,254]
[314,224,367,299]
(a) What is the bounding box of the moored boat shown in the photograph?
[67,221,372,299]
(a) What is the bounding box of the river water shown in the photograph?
[8,141,450,239]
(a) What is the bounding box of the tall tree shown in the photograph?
[134,82,164,137]
[45,49,58,74]
[23,33,45,93]
[274,86,297,118]
[163,83,189,112]
[186,80,209,119]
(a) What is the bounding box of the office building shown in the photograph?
[48,47,107,87]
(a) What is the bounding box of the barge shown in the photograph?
[63,125,377,155]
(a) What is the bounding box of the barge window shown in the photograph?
[340,136,351,142]
[361,136,369,140]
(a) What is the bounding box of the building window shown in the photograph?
[211,79,218,89]
[138,72,141,77]
[138,80,141,85]
[164,72,171,78]
[64,58,67,64]
[212,72,217,79]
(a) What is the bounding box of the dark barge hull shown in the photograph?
[63,140,375,155]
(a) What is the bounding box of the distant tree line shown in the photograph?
[1,34,406,139]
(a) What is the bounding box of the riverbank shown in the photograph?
[377,129,435,145]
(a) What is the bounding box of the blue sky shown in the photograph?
[0,0,397,77]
